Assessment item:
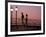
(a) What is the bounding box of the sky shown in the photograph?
[10,5,41,20]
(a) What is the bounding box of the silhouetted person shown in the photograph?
[25,14,28,24]
[21,12,24,25]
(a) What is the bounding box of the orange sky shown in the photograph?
[10,5,41,20]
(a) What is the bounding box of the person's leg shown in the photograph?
[22,19,23,25]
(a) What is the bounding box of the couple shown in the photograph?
[21,12,28,25]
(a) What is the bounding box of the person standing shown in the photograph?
[25,14,28,25]
[21,12,24,25]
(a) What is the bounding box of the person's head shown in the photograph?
[21,12,23,15]
[26,14,28,16]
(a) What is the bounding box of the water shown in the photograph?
[11,18,41,31]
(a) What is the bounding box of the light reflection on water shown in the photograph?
[11,18,41,26]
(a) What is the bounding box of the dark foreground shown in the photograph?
[11,25,41,32]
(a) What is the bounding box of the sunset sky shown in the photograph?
[10,5,41,20]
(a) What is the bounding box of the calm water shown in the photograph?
[11,18,41,31]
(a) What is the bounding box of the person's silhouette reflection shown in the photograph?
[26,14,28,25]
[21,12,24,25]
